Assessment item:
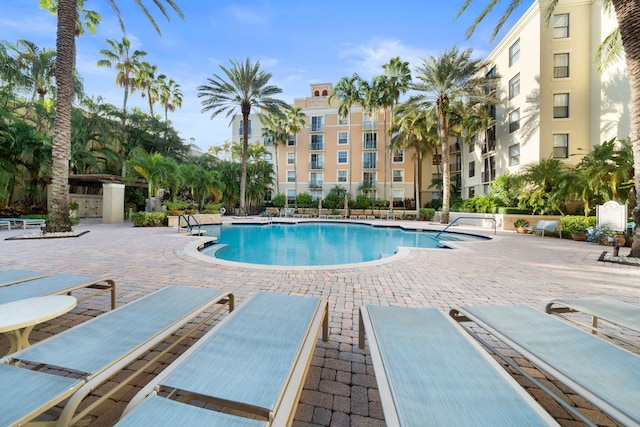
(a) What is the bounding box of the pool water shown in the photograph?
[200,223,485,266]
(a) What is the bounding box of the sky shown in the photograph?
[0,0,533,152]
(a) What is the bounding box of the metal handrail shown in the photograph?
[436,216,496,238]
[177,214,201,233]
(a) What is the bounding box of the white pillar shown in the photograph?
[102,183,125,224]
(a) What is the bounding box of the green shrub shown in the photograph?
[164,199,190,214]
[513,218,529,227]
[497,207,531,215]
[355,194,372,209]
[419,208,436,220]
[560,215,596,234]
[296,192,313,208]
[272,193,286,208]
[323,192,342,210]
[130,211,167,227]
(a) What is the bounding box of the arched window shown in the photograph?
[314,90,320,96]
[322,89,328,96]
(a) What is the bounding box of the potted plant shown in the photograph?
[560,216,594,241]
[514,218,529,234]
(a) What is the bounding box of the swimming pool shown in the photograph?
[199,223,487,267]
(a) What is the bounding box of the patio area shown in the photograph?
[1,219,638,426]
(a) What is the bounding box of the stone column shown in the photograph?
[102,183,125,224]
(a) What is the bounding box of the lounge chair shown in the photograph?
[0,269,50,286]
[0,285,234,427]
[525,220,560,237]
[546,295,640,341]
[450,304,640,426]
[0,273,117,309]
[117,292,328,427]
[358,305,558,426]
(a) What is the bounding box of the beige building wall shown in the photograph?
[463,0,628,198]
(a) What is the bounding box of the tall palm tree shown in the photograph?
[380,57,411,203]
[136,61,159,116]
[96,36,147,124]
[47,0,183,232]
[408,46,497,223]
[198,57,287,216]
[285,106,306,203]
[391,104,439,211]
[157,74,182,151]
[328,73,365,195]
[457,0,640,257]
[260,111,288,194]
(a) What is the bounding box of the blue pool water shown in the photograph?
[200,223,486,266]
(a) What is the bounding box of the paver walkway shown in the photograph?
[1,219,638,426]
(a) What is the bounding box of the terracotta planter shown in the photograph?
[571,233,586,241]
[516,226,525,234]
[602,235,626,247]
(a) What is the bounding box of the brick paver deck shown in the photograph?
[1,219,638,426]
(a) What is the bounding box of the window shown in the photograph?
[553,134,569,158]
[265,153,272,161]
[469,140,475,153]
[337,151,348,164]
[287,189,295,203]
[338,116,348,126]
[264,136,273,146]
[393,150,404,163]
[310,153,323,169]
[338,131,348,145]
[553,14,569,38]
[509,39,520,66]
[393,189,404,202]
[311,116,324,132]
[337,170,347,182]
[287,135,295,146]
[509,74,520,99]
[468,161,475,178]
[554,93,569,118]
[509,144,520,166]
[509,109,520,133]
[239,119,251,135]
[310,134,324,150]
[287,171,295,182]
[432,154,441,166]
[392,169,403,183]
[554,53,569,78]
[287,152,295,165]
[363,132,377,149]
[468,187,475,198]
[363,152,377,169]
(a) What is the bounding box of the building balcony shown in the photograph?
[362,121,378,130]
[310,142,324,151]
[309,181,323,190]
[310,162,324,170]
[310,125,324,132]
[362,161,378,170]
[362,143,378,151]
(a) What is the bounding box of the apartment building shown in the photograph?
[231,84,417,207]
[463,0,629,198]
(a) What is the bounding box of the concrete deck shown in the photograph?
[1,219,638,426]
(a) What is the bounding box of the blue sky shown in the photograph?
[0,1,532,152]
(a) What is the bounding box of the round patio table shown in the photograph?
[0,295,77,355]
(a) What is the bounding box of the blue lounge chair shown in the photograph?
[0,273,117,309]
[451,304,640,426]
[117,292,328,426]
[358,305,558,426]
[0,269,50,286]
[0,285,234,427]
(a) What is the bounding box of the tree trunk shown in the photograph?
[239,109,250,216]
[274,142,280,194]
[45,0,75,233]
[439,111,450,224]
[613,0,640,257]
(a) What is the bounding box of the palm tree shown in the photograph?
[136,61,159,116]
[260,112,288,194]
[390,104,439,211]
[457,0,640,257]
[198,57,287,216]
[328,74,365,195]
[127,147,178,212]
[408,46,497,223]
[47,0,183,232]
[285,106,306,203]
[157,74,182,151]
[96,37,147,124]
[379,57,411,203]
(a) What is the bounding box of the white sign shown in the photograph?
[596,201,627,231]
